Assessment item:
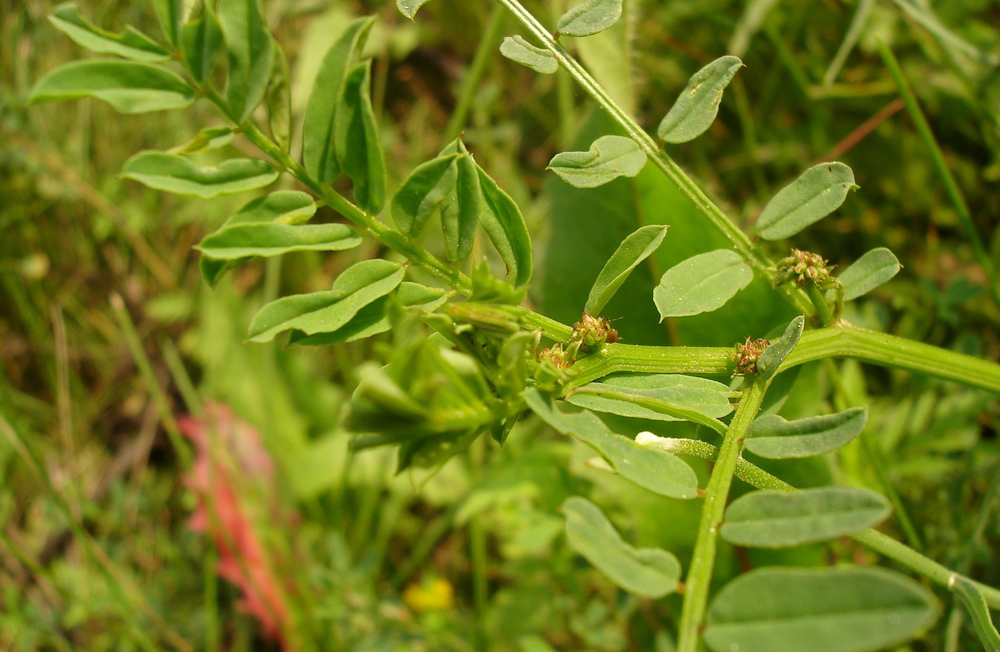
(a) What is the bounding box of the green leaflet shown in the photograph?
[703,566,940,652]
[301,17,374,184]
[199,191,320,285]
[566,374,733,429]
[49,3,169,62]
[756,315,804,379]
[197,223,361,260]
[500,35,558,74]
[586,225,668,315]
[720,487,891,548]
[289,283,448,346]
[247,260,405,343]
[392,154,461,235]
[657,55,743,144]
[170,126,234,155]
[561,496,681,598]
[181,5,223,83]
[29,60,195,113]
[653,249,753,319]
[745,407,868,459]
[523,388,699,499]
[837,247,901,300]
[150,0,182,46]
[440,155,481,262]
[547,135,647,188]
[556,0,623,37]
[396,0,434,20]
[335,61,387,214]
[476,164,533,287]
[267,48,292,154]
[950,576,1000,651]
[218,0,275,122]
[755,162,858,240]
[121,151,278,198]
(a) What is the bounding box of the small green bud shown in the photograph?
[774,249,836,289]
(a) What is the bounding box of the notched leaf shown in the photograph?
[548,135,647,188]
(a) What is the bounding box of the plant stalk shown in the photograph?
[676,377,768,652]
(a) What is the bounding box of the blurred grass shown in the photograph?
[1,0,999,650]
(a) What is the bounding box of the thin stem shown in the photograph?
[676,377,768,652]
[492,0,815,316]
[641,436,1000,609]
[445,5,506,142]
[806,283,835,327]
[878,41,1000,308]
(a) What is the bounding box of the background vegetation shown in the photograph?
[1,0,999,649]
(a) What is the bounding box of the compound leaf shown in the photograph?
[720,487,891,548]
[49,3,169,62]
[657,55,743,144]
[562,496,681,598]
[556,0,623,37]
[121,151,278,198]
[500,35,558,74]
[218,0,275,122]
[838,247,901,300]
[335,61,387,214]
[548,135,647,188]
[755,162,857,240]
[29,60,195,113]
[247,260,405,343]
[586,224,668,315]
[745,407,868,459]
[704,566,940,652]
[439,155,481,262]
[653,249,753,319]
[150,0,182,46]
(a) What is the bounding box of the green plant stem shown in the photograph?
[806,283,835,327]
[492,0,814,316]
[878,41,1000,308]
[641,436,1000,609]
[676,377,768,652]
[445,4,506,142]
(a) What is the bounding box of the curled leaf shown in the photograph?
[335,61,387,214]
[756,315,804,379]
[548,135,647,188]
[500,35,558,74]
[49,3,169,62]
[476,164,533,287]
[218,0,275,122]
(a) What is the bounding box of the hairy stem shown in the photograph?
[676,377,768,652]
[492,0,815,316]
[642,436,1000,610]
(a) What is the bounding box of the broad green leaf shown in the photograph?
[523,388,699,499]
[657,55,743,144]
[121,151,278,198]
[335,61,387,214]
[150,0,182,46]
[290,283,448,346]
[653,249,753,319]
[500,35,558,74]
[218,0,275,122]
[50,3,169,62]
[301,17,374,184]
[566,374,733,431]
[556,0,623,37]
[396,0,433,20]
[29,61,195,113]
[199,191,319,285]
[756,315,804,379]
[197,223,361,260]
[755,162,858,240]
[838,247,901,300]
[703,566,940,652]
[267,48,292,154]
[247,260,405,343]
[181,5,223,82]
[586,225,668,315]
[547,135,647,189]
[476,165,533,287]
[170,126,234,155]
[950,576,1000,651]
[392,154,460,235]
[745,407,868,459]
[720,487,891,548]
[562,496,681,598]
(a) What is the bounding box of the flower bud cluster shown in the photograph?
[733,337,770,376]
[774,249,834,288]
